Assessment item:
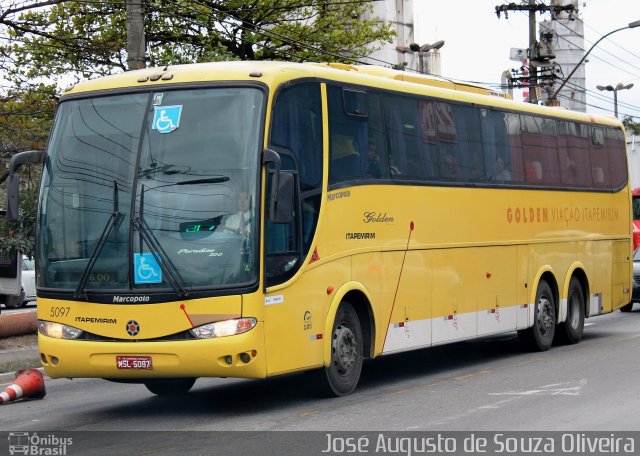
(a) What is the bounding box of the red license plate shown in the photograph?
[116,355,153,370]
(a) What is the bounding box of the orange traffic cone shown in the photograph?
[0,369,46,404]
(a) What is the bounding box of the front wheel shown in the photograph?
[519,280,556,351]
[310,302,364,397]
[144,378,196,396]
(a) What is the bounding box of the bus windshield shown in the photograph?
[37,87,264,295]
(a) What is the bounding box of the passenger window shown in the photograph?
[328,86,386,183]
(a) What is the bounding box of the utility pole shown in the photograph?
[528,0,538,103]
[126,0,146,71]
[495,1,576,104]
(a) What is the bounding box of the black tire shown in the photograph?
[519,280,556,351]
[4,290,26,308]
[555,277,585,345]
[144,378,196,396]
[310,302,364,397]
[620,302,634,312]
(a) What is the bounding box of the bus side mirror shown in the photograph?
[263,148,295,224]
[5,150,44,222]
[6,173,19,223]
[271,173,294,224]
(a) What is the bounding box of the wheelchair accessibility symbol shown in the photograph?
[152,105,183,134]
[134,253,162,284]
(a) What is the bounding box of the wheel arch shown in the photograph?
[531,268,559,317]
[323,282,375,367]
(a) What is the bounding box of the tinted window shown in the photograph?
[271,83,322,192]
[384,93,422,180]
[482,109,514,182]
[557,121,592,187]
[521,115,560,185]
[268,83,324,285]
[607,127,627,189]
[590,126,610,189]
[325,84,627,193]
[328,86,386,183]
[452,104,484,181]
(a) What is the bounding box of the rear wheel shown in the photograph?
[555,277,584,344]
[310,302,363,397]
[519,280,556,351]
[620,302,634,312]
[144,378,196,396]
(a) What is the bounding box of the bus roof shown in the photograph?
[63,60,623,128]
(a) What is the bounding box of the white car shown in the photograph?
[21,256,36,304]
[1,256,36,308]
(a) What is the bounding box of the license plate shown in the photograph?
[116,355,153,370]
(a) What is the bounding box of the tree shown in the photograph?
[0,0,394,256]
[1,0,395,86]
[623,116,640,136]
[0,185,39,257]
[0,88,53,258]
[0,86,57,157]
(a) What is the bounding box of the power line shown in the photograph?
[574,14,640,65]
[551,18,640,78]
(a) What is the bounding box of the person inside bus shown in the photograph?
[366,140,381,178]
[224,191,251,236]
[441,152,461,179]
[330,133,361,180]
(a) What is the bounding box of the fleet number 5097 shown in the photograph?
[50,307,71,318]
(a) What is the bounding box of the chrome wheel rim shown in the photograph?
[332,324,357,375]
[537,296,554,336]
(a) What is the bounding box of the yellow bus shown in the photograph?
[13,61,631,396]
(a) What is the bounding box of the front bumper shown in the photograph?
[38,322,266,379]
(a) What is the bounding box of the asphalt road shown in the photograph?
[1,308,639,454]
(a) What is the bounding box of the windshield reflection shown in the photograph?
[38,87,264,295]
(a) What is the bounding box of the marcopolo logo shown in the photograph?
[113,295,151,303]
[8,432,73,455]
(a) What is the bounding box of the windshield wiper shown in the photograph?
[175,176,230,185]
[134,184,189,298]
[74,181,122,299]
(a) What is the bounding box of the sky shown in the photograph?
[414,0,640,120]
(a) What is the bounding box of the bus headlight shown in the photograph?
[190,317,257,339]
[38,321,83,340]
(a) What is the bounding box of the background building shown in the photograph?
[539,0,586,111]
[358,0,442,76]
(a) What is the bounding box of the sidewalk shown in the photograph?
[0,310,41,382]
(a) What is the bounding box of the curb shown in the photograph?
[0,309,37,338]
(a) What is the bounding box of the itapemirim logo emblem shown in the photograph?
[8,432,73,455]
[126,320,140,336]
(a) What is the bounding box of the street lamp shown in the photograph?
[596,82,634,117]
[396,40,445,74]
[549,19,640,103]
